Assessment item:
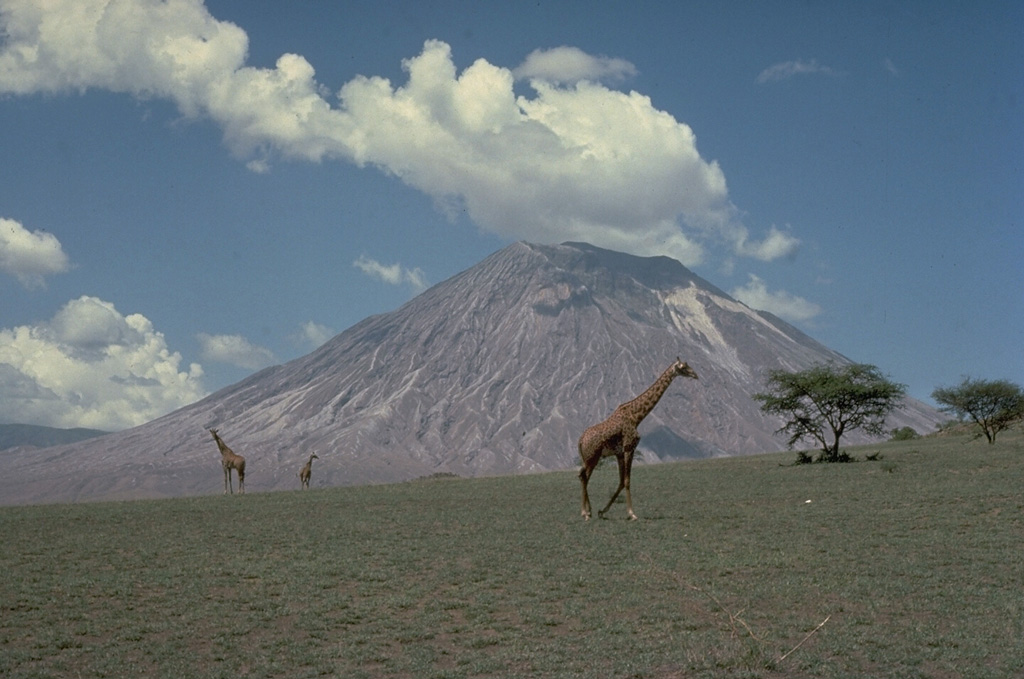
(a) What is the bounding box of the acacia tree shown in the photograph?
[931,377,1024,444]
[754,362,907,463]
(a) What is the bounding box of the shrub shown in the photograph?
[890,426,919,441]
[795,449,855,464]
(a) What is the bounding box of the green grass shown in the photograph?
[1,431,1022,678]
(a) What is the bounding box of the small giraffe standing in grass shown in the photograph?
[299,452,318,489]
[578,358,698,520]
[208,428,245,495]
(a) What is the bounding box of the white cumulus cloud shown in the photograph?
[197,333,276,370]
[0,296,207,430]
[0,217,71,288]
[0,0,798,266]
[731,274,821,322]
[354,255,428,292]
[0,0,249,110]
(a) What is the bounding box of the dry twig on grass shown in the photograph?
[778,614,832,662]
[641,552,833,665]
[640,553,766,646]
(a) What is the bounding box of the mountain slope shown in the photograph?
[0,424,108,451]
[0,242,942,505]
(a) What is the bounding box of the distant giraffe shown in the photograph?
[578,358,698,520]
[299,452,318,490]
[208,428,246,495]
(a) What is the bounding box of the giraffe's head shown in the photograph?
[672,358,699,380]
[310,452,319,460]
[208,428,219,439]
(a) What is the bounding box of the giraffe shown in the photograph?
[578,357,698,520]
[299,452,318,490]
[208,428,246,495]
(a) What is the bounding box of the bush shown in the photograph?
[795,451,814,465]
[795,449,855,464]
[890,426,919,441]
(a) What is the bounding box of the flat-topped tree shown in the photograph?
[932,377,1024,444]
[754,362,906,463]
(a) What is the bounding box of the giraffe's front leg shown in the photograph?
[579,465,593,520]
[623,447,637,520]
[598,453,627,519]
[618,446,634,520]
[624,486,638,521]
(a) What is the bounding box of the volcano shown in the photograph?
[0,242,941,505]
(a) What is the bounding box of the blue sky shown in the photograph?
[1,0,1020,431]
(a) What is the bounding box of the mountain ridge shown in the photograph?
[0,241,942,505]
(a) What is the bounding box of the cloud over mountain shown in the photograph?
[353,255,428,292]
[293,321,334,351]
[0,0,795,268]
[197,333,276,370]
[731,274,821,322]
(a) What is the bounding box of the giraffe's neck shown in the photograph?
[213,436,233,458]
[618,365,677,426]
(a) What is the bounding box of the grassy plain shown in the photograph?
[1,431,1021,678]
